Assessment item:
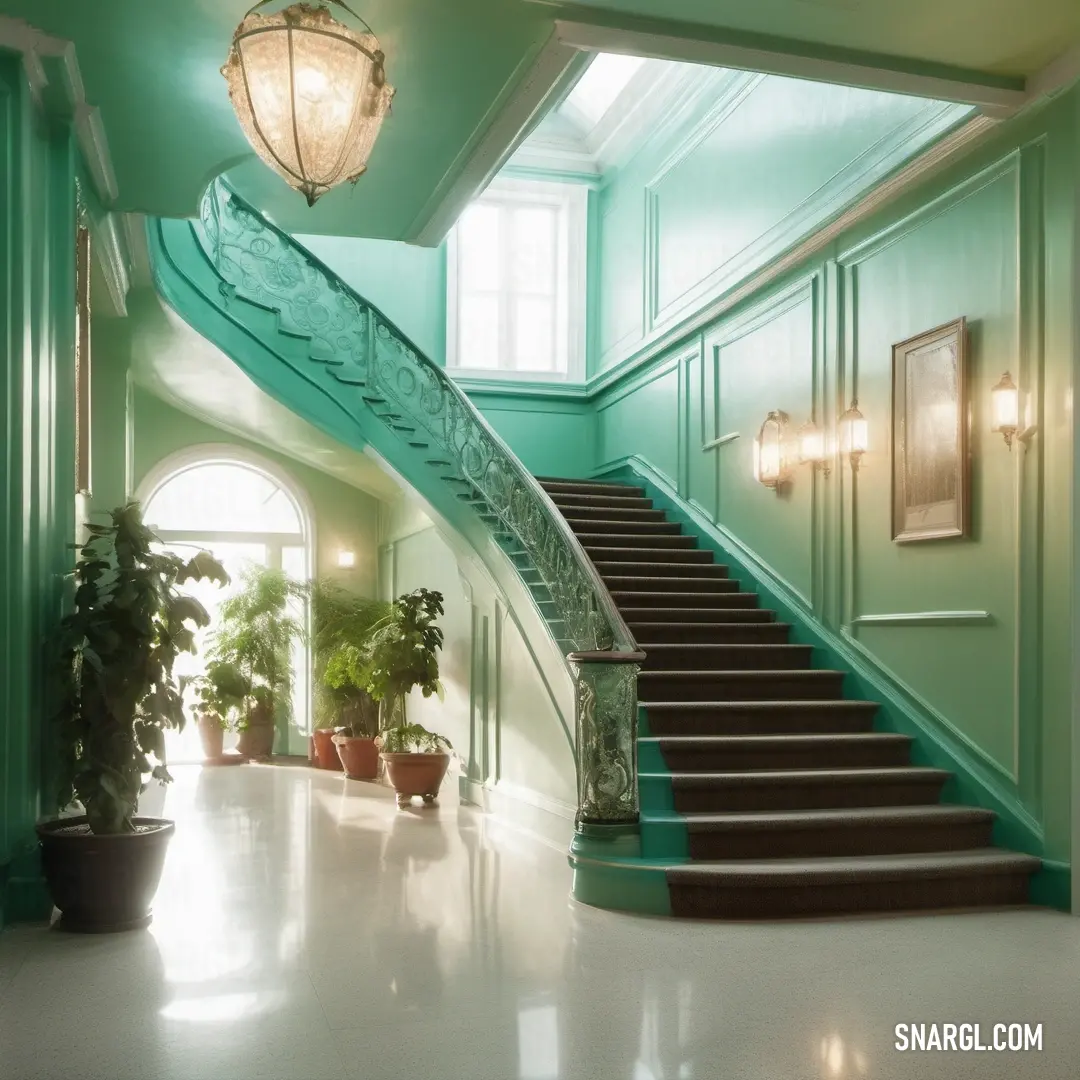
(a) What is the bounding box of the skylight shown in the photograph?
[563,53,646,128]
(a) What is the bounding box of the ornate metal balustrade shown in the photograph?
[191,178,643,828]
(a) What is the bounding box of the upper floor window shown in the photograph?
[447,179,586,380]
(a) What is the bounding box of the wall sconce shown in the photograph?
[336,549,357,569]
[990,371,1019,449]
[838,400,868,472]
[753,411,792,491]
[797,420,829,477]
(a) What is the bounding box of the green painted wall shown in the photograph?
[0,55,79,924]
[593,71,969,377]
[591,88,1079,870]
[130,388,385,598]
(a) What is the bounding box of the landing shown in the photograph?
[0,765,1076,1079]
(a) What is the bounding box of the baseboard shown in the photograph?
[459,776,576,853]
[595,454,1071,911]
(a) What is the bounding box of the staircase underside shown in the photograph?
[541,477,1041,919]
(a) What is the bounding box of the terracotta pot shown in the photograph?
[333,735,379,780]
[312,727,343,771]
[196,713,225,761]
[237,703,274,760]
[380,752,450,808]
[37,816,175,933]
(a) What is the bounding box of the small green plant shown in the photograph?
[207,565,306,732]
[184,660,250,731]
[309,580,389,737]
[53,502,228,834]
[375,723,452,755]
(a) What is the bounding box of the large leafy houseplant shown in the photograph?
[53,502,229,835]
[309,579,389,738]
[207,565,306,753]
[329,588,445,732]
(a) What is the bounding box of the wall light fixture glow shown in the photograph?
[337,549,356,569]
[838,400,868,472]
[991,371,1019,449]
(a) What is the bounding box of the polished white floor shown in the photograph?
[1,764,1077,1080]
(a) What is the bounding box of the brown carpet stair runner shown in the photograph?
[537,476,1040,918]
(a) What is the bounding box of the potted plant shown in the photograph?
[38,502,228,932]
[376,722,453,808]
[208,566,305,760]
[359,589,451,807]
[185,659,249,764]
[309,581,389,774]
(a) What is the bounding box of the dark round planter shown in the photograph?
[380,752,450,808]
[333,734,379,780]
[36,816,175,933]
[312,727,344,771]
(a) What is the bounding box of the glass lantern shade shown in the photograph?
[753,411,789,489]
[838,401,868,466]
[991,371,1019,444]
[222,1,394,206]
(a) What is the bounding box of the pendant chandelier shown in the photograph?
[221,0,394,206]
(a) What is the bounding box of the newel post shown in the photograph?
[567,650,646,832]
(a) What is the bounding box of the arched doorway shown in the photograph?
[137,445,315,762]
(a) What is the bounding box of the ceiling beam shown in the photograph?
[551,16,1029,118]
[405,29,588,247]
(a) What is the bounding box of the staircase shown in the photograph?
[540,475,1041,918]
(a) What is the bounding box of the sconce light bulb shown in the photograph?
[337,549,356,569]
[991,371,1019,448]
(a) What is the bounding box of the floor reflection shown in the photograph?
[0,763,1077,1080]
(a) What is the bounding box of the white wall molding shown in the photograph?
[405,30,587,247]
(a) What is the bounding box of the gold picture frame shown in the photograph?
[891,317,969,543]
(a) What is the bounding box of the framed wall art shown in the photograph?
[891,317,969,543]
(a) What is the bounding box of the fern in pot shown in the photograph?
[309,580,388,776]
[39,503,228,932]
[208,566,306,760]
[185,659,249,764]
[355,589,452,808]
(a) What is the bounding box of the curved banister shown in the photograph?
[154,177,642,828]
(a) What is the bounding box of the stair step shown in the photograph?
[565,517,682,536]
[601,574,739,593]
[539,479,646,498]
[640,643,813,671]
[630,622,790,644]
[551,493,654,511]
[665,849,1040,918]
[611,591,760,609]
[642,701,879,736]
[647,765,949,813]
[637,669,844,702]
[622,607,775,624]
[584,545,713,564]
[642,732,911,771]
[557,504,666,523]
[647,804,995,861]
[574,532,698,550]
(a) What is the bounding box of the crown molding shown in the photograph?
[0,16,118,204]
